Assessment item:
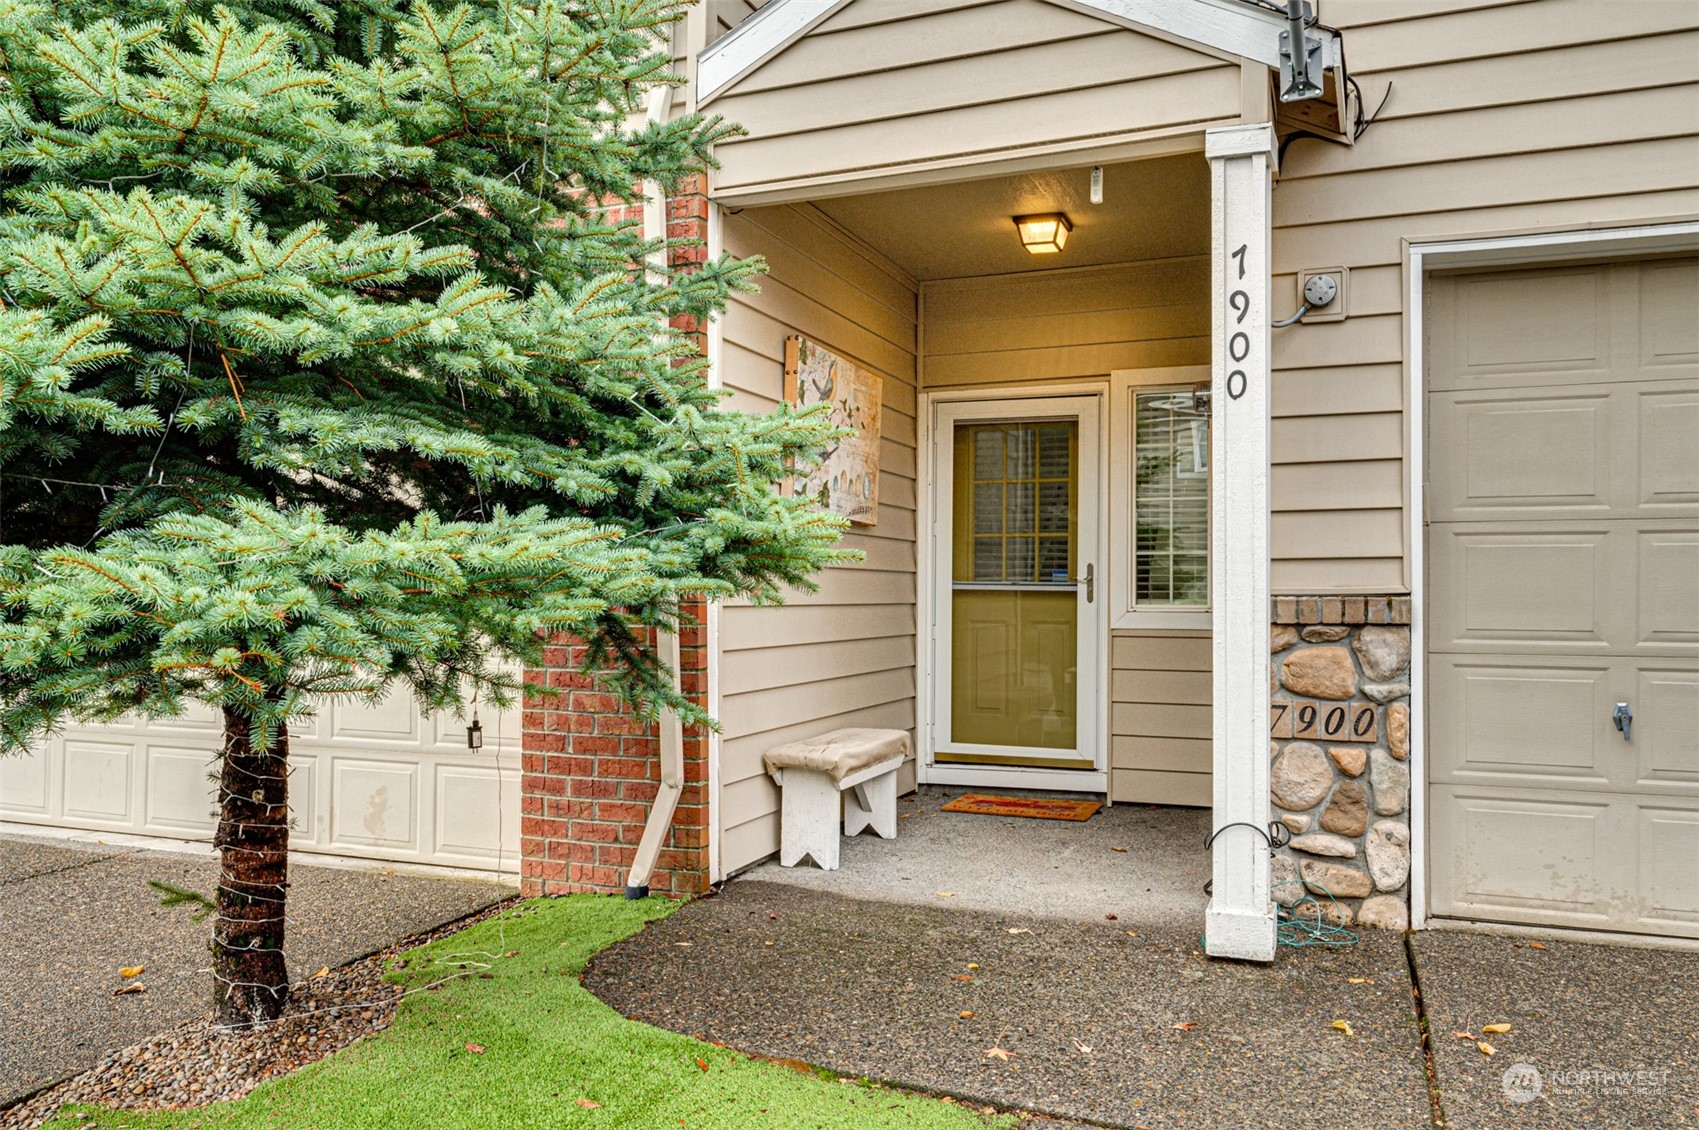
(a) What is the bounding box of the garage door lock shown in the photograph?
[1612,702,1633,743]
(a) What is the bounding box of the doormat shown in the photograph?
[939,794,1102,822]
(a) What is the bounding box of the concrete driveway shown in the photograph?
[0,832,513,1106]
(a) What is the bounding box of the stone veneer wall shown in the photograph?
[1269,596,1412,931]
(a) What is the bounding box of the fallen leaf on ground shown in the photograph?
[465,1043,486,1054]
[985,1047,1014,1061]
[1451,1031,1477,1041]
[1125,931,1138,938]
[1105,913,1118,921]
[1332,1020,1354,1036]
[1006,928,1032,935]
[1527,941,1548,951]
[1477,1042,1496,1057]
[575,1098,601,1109]
[504,950,519,958]
[1347,977,1373,984]
[1171,1022,1197,1031]
[310,967,330,979]
[118,965,144,979]
[113,983,146,996]
[1482,1023,1512,1035]
[695,1057,710,1071]
[936,892,957,898]
[952,974,974,982]
[958,1011,975,1019]
[1074,1041,1093,1054]
[967,963,980,970]
[1111,847,1128,853]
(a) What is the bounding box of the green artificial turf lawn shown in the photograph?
[44,896,1011,1130]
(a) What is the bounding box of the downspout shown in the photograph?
[625,80,686,900]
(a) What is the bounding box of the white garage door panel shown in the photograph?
[0,746,49,814]
[1639,531,1699,647]
[1637,807,1699,929]
[1639,668,1699,788]
[1428,256,1699,940]
[1428,657,1608,782]
[145,748,219,831]
[62,741,132,821]
[1640,387,1699,506]
[1434,788,1614,924]
[435,764,522,865]
[330,758,418,850]
[1640,258,1699,368]
[1431,381,1699,521]
[0,698,521,873]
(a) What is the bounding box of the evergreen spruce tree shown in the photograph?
[0,0,847,1025]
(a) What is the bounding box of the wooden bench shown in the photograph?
[763,728,909,870]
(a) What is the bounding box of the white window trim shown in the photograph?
[1110,365,1213,631]
[1403,219,1699,932]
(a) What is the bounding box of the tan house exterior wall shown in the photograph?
[715,203,921,875]
[703,0,1248,203]
[1268,0,1699,595]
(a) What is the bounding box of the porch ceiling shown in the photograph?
[809,154,1209,282]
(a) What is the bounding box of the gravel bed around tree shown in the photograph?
[1,902,516,1130]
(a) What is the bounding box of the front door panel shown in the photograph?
[931,397,1101,780]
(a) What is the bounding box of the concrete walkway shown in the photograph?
[1411,929,1697,1129]
[586,791,1699,1129]
[0,833,513,1106]
[747,787,1212,926]
[589,879,1432,1129]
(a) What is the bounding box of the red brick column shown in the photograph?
[519,177,715,897]
[519,608,710,898]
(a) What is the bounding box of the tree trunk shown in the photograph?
[212,706,290,1026]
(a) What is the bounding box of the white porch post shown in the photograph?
[1204,123,1277,962]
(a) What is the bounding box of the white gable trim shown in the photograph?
[697,0,849,106]
[696,0,1339,104]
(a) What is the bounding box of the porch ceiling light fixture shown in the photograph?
[1014,213,1071,254]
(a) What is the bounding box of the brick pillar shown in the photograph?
[519,178,715,897]
[519,606,710,897]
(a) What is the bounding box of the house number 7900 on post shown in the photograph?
[1226,243,1249,400]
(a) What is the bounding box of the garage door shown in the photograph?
[0,696,521,872]
[1426,256,1699,938]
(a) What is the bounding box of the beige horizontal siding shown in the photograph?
[709,0,1244,198]
[921,259,1211,389]
[716,202,920,875]
[1266,0,1699,593]
[1110,631,1211,808]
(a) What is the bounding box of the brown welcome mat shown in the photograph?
[939,794,1102,822]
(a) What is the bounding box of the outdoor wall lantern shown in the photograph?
[1014,213,1071,254]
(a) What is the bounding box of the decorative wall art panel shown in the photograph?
[784,335,881,526]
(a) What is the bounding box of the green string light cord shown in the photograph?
[1273,880,1359,948]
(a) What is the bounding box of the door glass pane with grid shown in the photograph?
[947,421,1080,756]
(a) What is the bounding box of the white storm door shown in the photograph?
[929,395,1103,781]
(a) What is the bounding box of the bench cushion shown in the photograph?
[763,727,910,785]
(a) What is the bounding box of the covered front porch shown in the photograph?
[703,48,1290,956]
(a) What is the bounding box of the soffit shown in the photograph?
[808,154,1208,282]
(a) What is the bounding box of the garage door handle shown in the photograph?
[1612,702,1632,743]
